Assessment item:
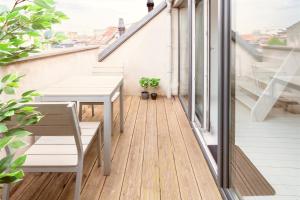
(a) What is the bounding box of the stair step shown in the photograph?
[245,75,270,85]
[252,62,280,75]
[237,80,264,97]
[253,61,281,69]
[236,90,256,109]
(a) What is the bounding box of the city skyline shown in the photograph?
[1,0,164,35]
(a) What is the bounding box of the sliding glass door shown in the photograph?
[178,0,221,177]
[178,1,190,113]
[229,0,300,199]
[195,0,205,125]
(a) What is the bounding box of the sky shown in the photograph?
[233,0,300,33]
[2,0,164,34]
[2,0,300,35]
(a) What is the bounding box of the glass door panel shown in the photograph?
[179,1,190,112]
[230,0,300,199]
[195,0,205,124]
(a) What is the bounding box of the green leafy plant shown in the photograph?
[0,73,43,183]
[149,78,160,89]
[267,37,287,46]
[0,0,69,66]
[0,0,67,184]
[139,77,150,90]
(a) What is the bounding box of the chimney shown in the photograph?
[147,0,154,12]
[118,18,125,36]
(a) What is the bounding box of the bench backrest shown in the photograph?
[23,102,81,137]
[5,102,84,158]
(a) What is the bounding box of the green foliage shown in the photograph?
[139,77,150,89]
[0,0,68,66]
[0,73,43,183]
[267,37,287,46]
[149,78,160,88]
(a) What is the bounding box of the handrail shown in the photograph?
[231,31,263,62]
[98,2,167,62]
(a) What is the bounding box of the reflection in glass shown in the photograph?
[179,1,190,111]
[195,0,205,123]
[230,0,300,199]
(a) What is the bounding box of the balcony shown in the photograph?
[6,96,221,200]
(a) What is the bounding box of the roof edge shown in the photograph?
[232,31,263,62]
[98,1,167,62]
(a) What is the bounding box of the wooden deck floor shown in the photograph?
[8,96,222,200]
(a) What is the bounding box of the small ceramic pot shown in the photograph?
[141,91,149,100]
[151,93,157,100]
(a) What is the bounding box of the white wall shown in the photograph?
[1,8,179,98]
[0,48,97,100]
[95,8,179,96]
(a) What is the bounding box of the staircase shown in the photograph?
[236,51,300,121]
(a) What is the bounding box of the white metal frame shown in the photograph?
[190,0,220,173]
[192,0,210,130]
[38,76,124,176]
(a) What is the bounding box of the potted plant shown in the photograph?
[149,78,160,100]
[0,0,67,184]
[0,73,43,183]
[139,77,150,99]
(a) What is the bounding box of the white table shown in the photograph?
[38,75,124,175]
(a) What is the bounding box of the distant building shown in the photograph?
[287,21,300,47]
[240,34,259,45]
[98,26,119,45]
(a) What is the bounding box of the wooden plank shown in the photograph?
[16,172,56,200]
[232,145,275,196]
[173,97,222,200]
[164,98,202,200]
[36,173,72,200]
[10,174,39,200]
[156,97,181,200]
[120,99,148,200]
[80,96,133,200]
[7,96,226,200]
[99,96,140,200]
[140,100,160,200]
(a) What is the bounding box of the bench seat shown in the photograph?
[23,122,101,168]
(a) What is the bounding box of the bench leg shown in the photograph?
[91,105,95,117]
[79,103,83,121]
[2,184,10,200]
[96,127,102,167]
[74,160,83,200]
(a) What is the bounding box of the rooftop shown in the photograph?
[8,96,222,200]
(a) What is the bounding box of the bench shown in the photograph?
[2,102,102,200]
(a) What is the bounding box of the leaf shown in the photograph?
[0,170,25,184]
[11,155,27,169]
[0,136,13,149]
[9,140,27,149]
[7,11,19,20]
[22,90,37,97]
[0,49,12,55]
[4,110,14,117]
[20,106,36,112]
[3,87,15,94]
[0,123,8,133]
[0,155,14,173]
[5,129,32,137]
[27,31,40,37]
[1,74,14,83]
[34,0,53,9]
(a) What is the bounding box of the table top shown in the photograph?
[41,75,123,97]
